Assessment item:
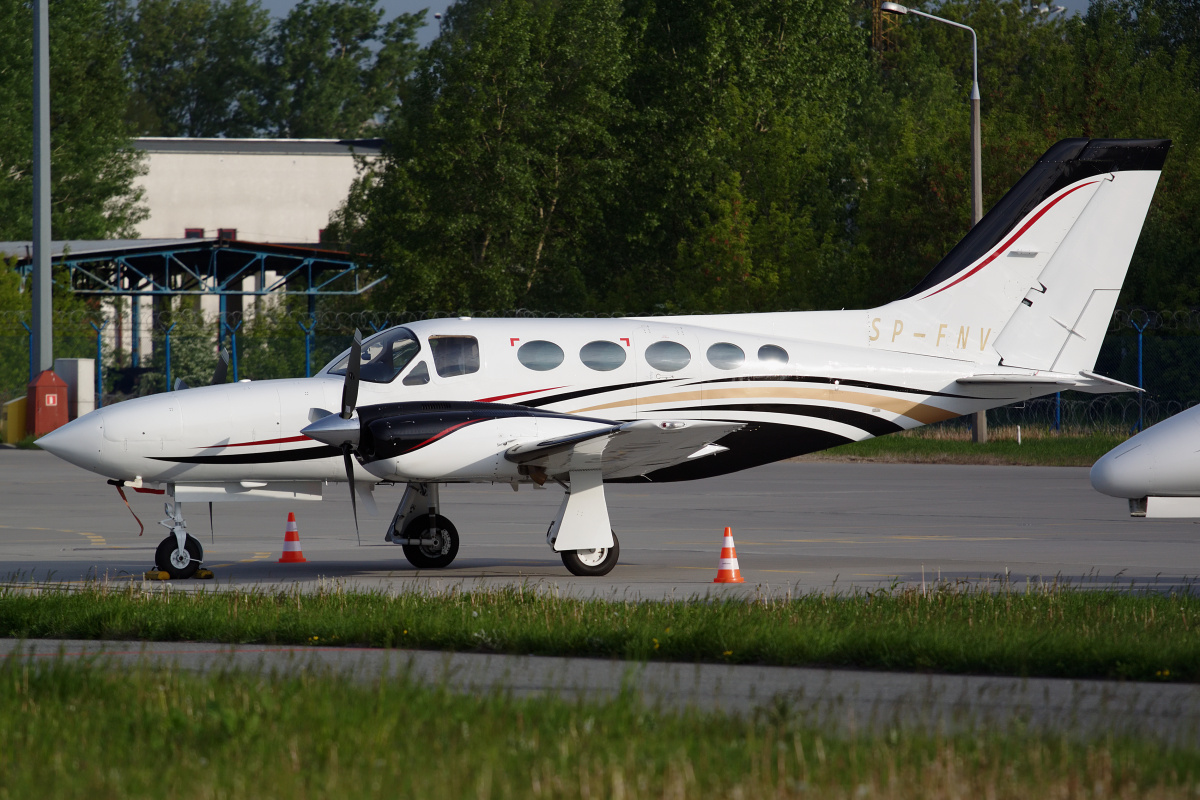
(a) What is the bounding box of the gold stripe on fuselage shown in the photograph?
[571,386,957,425]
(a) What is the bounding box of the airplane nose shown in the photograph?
[1090,442,1153,499]
[36,410,107,473]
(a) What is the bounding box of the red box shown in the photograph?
[26,370,69,437]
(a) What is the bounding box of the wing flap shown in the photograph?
[507,419,744,480]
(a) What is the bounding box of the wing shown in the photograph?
[505,419,745,481]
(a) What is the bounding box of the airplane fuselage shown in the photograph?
[45,312,1035,490]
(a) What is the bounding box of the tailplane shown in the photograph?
[868,138,1169,371]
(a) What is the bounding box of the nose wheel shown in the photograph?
[561,532,620,576]
[154,534,204,580]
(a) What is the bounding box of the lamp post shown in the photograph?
[881,1,987,442]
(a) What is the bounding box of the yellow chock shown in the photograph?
[144,570,171,581]
[194,568,214,580]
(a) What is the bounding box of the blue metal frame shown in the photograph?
[17,241,385,299]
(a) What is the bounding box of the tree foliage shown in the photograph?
[0,0,145,241]
[120,0,424,139]
[330,0,1200,315]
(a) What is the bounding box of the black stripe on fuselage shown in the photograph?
[686,374,981,400]
[610,421,853,483]
[151,445,341,465]
[671,403,904,437]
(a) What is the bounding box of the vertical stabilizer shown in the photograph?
[866,139,1169,370]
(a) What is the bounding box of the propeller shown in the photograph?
[302,330,364,543]
[211,347,230,385]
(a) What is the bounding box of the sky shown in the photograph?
[259,0,451,45]
[254,0,1092,48]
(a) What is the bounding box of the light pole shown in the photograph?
[881,1,987,442]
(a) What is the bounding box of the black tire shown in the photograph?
[560,531,620,577]
[401,515,460,569]
[154,534,203,579]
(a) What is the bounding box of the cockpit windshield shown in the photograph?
[324,327,421,384]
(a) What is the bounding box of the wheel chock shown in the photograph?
[143,569,171,581]
[194,568,214,580]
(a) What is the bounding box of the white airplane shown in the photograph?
[1091,404,1200,518]
[38,137,1169,579]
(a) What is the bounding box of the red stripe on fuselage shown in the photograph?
[196,435,311,449]
[922,181,1099,299]
[404,419,483,453]
[475,387,565,403]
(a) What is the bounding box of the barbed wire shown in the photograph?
[6,307,1200,334]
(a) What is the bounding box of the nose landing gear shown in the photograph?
[152,491,205,579]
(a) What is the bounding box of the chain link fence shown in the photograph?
[2,307,1197,433]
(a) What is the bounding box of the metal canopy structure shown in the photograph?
[2,238,384,300]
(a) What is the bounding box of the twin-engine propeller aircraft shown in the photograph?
[38,138,1169,578]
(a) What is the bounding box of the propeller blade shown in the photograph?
[342,444,360,545]
[340,329,362,419]
[173,377,189,391]
[211,348,230,385]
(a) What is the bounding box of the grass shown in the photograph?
[3,580,1200,682]
[1,659,1197,799]
[803,426,1128,466]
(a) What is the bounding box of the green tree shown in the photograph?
[331,0,632,310]
[0,0,145,241]
[121,0,271,137]
[264,0,424,138]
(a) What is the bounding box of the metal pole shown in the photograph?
[165,322,177,391]
[1136,323,1145,431]
[20,321,32,382]
[967,33,987,444]
[297,314,316,378]
[89,319,107,408]
[130,296,140,367]
[31,0,52,375]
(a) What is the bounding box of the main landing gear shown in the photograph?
[386,479,622,576]
[386,483,461,570]
[154,492,204,579]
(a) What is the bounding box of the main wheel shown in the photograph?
[401,515,460,569]
[154,534,203,579]
[561,531,620,577]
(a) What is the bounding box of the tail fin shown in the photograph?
[868,138,1169,371]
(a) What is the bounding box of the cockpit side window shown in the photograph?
[430,335,480,378]
[403,361,430,386]
[325,327,421,384]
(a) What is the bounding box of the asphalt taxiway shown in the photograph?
[2,449,1197,595]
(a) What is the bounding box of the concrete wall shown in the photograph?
[132,138,379,244]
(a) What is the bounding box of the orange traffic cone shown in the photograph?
[278,512,307,563]
[713,527,744,583]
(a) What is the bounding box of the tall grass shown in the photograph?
[3,580,1199,681]
[0,659,1196,799]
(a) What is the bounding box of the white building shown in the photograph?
[133,137,381,243]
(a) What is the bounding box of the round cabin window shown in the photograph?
[645,340,692,372]
[517,340,565,371]
[707,342,745,370]
[758,344,789,365]
[580,340,627,371]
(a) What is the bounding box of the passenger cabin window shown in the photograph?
[645,341,691,372]
[758,344,789,364]
[580,340,626,371]
[517,340,564,371]
[430,335,480,377]
[326,327,421,384]
[403,360,430,386]
[707,342,745,370]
